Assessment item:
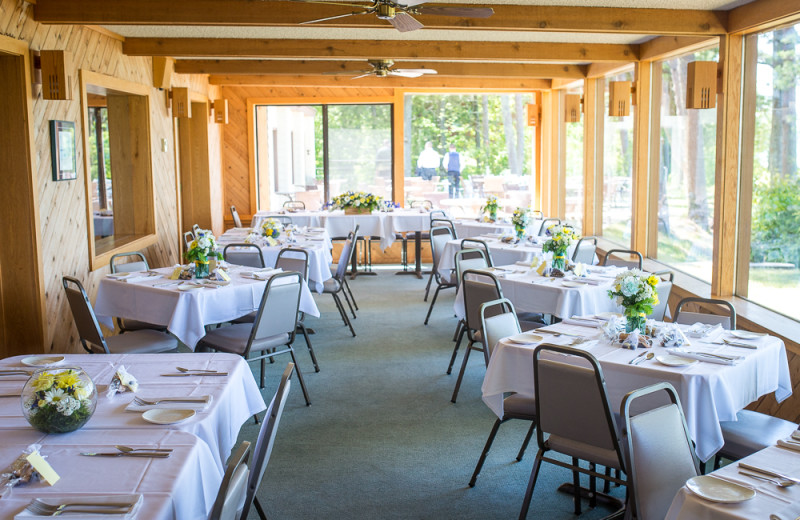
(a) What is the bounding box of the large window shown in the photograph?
[741,23,800,320]
[254,104,391,210]
[654,48,719,282]
[564,90,584,231]
[602,71,634,245]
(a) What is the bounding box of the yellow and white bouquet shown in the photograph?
[511,208,529,238]
[22,368,97,433]
[184,229,223,263]
[542,224,579,270]
[607,270,660,332]
[331,191,383,212]
[260,218,283,239]
[481,196,499,221]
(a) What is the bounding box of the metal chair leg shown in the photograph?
[448,327,466,374]
[423,271,434,301]
[572,458,582,515]
[253,497,268,520]
[298,322,319,372]
[332,293,356,337]
[519,449,544,520]
[469,418,502,487]
[341,282,357,318]
[451,341,474,403]
[516,423,536,462]
[343,278,358,311]
[424,284,443,325]
[288,348,311,406]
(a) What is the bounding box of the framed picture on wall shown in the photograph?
[50,120,77,181]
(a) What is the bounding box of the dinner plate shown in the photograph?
[561,281,587,288]
[142,409,196,425]
[21,355,65,367]
[596,312,623,320]
[729,330,766,340]
[507,332,544,345]
[656,354,698,367]
[685,475,755,503]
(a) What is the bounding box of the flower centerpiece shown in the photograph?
[542,224,579,271]
[22,367,97,434]
[607,270,660,333]
[260,218,282,240]
[331,191,383,215]
[511,208,530,240]
[481,196,499,222]
[184,229,223,279]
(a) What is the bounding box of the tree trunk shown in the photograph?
[768,27,798,183]
[482,95,490,174]
[515,94,526,175]
[686,108,709,228]
[501,95,517,174]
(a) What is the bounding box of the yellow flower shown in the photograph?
[56,370,81,389]
[647,275,659,287]
[33,372,55,392]
[652,294,660,305]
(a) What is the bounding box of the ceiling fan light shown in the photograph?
[376,4,396,19]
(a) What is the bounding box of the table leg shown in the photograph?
[395,231,423,279]
[556,483,625,518]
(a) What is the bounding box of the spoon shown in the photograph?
[632,352,654,365]
[115,445,173,453]
[176,367,218,373]
[739,470,794,487]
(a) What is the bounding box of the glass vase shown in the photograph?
[195,260,210,279]
[551,254,566,271]
[515,226,525,241]
[489,209,497,222]
[625,313,646,333]
[22,367,97,434]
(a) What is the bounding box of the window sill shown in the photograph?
[90,233,158,271]
[595,238,800,355]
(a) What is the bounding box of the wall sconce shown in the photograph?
[212,99,228,124]
[564,94,582,123]
[526,102,540,127]
[608,81,631,117]
[686,61,717,109]
[171,87,191,118]
[31,50,74,100]
[153,57,174,90]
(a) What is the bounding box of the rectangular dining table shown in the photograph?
[93,266,320,350]
[0,353,266,473]
[0,428,220,520]
[482,322,792,462]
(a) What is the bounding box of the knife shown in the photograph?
[723,339,759,349]
[81,452,171,458]
[738,462,800,484]
[161,372,228,377]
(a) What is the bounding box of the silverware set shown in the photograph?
[133,396,209,406]
[26,498,137,516]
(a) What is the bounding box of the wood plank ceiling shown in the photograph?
[32,0,762,88]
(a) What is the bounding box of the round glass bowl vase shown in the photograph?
[21,366,97,434]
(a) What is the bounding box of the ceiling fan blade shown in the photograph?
[299,10,370,25]
[397,0,427,7]
[393,68,437,76]
[351,72,375,79]
[417,6,494,18]
[390,70,425,78]
[279,0,370,8]
[323,69,373,76]
[388,12,424,32]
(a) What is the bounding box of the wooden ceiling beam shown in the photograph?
[124,38,638,62]
[728,0,800,34]
[208,74,552,89]
[638,35,718,62]
[33,0,727,35]
[175,59,587,78]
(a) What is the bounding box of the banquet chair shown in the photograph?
[271,215,293,227]
[538,218,561,236]
[602,249,643,270]
[647,270,673,321]
[240,363,293,520]
[469,298,537,488]
[424,226,458,325]
[62,276,178,354]
[275,248,319,372]
[192,223,201,236]
[230,205,244,228]
[283,200,305,211]
[424,217,458,298]
[410,199,433,210]
[183,231,195,251]
[621,382,699,520]
[196,271,311,405]
[673,297,736,330]
[714,410,798,470]
[109,252,167,334]
[323,231,358,337]
[460,239,494,268]
[520,344,627,518]
[571,236,597,265]
[448,248,490,345]
[208,441,251,520]
[223,243,266,269]
[450,269,503,403]
[429,209,447,221]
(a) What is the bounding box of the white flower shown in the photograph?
[56,396,81,416]
[198,237,211,249]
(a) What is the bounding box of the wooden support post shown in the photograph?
[582,77,603,237]
[631,61,653,254]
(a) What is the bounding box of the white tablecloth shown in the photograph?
[452,219,515,238]
[218,228,333,293]
[94,267,320,349]
[482,323,792,462]
[0,353,266,473]
[0,428,219,520]
[666,443,800,519]
[454,265,622,320]
[438,237,545,273]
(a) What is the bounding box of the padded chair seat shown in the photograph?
[719,410,798,460]
[232,312,256,324]
[106,329,178,354]
[503,394,536,420]
[199,324,290,355]
[323,278,341,293]
[546,435,622,469]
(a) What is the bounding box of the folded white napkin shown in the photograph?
[176,284,205,292]
[240,268,283,280]
[124,275,157,284]
[770,500,800,520]
[665,348,743,365]
[570,277,603,285]
[16,494,143,519]
[776,438,800,453]
[563,317,603,328]
[515,261,533,267]
[686,322,723,338]
[125,395,212,412]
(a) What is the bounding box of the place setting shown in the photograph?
[18,495,144,518]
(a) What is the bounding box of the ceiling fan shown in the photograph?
[283,0,494,33]
[329,59,438,79]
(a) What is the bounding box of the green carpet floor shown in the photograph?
[236,268,627,519]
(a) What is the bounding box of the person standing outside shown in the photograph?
[442,144,462,198]
[416,141,440,181]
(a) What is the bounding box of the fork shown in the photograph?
[26,499,134,516]
[133,396,207,406]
